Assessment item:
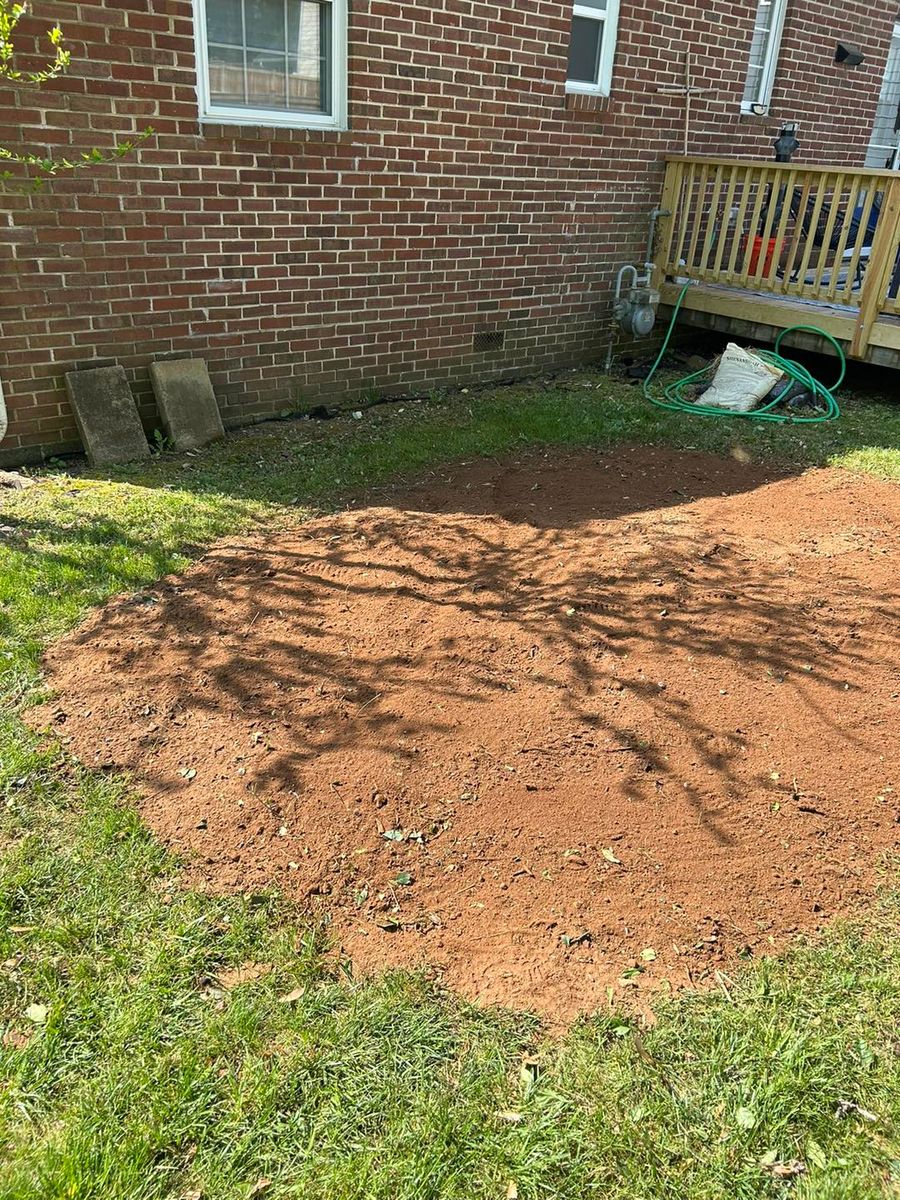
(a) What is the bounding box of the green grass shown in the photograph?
[1,370,899,1198]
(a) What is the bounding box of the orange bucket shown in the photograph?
[745,235,778,277]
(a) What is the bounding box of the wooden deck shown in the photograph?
[652,157,900,367]
[659,279,900,368]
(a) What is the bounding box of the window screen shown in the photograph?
[192,0,348,127]
[565,0,619,96]
[204,0,333,116]
[742,0,788,112]
[866,24,900,169]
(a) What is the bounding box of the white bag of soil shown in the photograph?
[698,343,784,413]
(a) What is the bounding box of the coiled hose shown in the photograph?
[642,280,844,423]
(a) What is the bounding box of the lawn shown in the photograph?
[1,371,899,1199]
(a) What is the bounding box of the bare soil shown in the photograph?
[35,447,900,1020]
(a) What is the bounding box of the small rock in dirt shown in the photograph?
[560,931,592,948]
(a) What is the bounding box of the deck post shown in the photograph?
[851,175,900,358]
[650,160,682,292]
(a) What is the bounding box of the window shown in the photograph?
[742,0,788,114]
[866,23,900,168]
[565,0,620,97]
[192,0,347,130]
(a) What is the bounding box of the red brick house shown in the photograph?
[1,0,898,465]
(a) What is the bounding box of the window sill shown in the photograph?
[565,82,611,98]
[199,107,347,133]
[740,102,771,118]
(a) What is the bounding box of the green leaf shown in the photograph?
[735,1106,756,1130]
[25,1003,48,1025]
[806,1140,827,1169]
[394,871,412,886]
[853,1038,876,1070]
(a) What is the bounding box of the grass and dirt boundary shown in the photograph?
[0,372,898,1198]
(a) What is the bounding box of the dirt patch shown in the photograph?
[35,447,900,1020]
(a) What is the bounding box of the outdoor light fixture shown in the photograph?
[773,123,800,162]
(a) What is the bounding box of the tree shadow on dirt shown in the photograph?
[42,446,897,862]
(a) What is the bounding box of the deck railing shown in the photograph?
[653,156,900,355]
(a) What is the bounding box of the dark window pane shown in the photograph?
[568,15,602,84]
[207,0,243,46]
[246,0,287,52]
[208,44,246,103]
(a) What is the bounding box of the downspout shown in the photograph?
[0,374,7,446]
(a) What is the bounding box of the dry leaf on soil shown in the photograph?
[278,988,305,1004]
[2,1029,32,1050]
[760,1155,807,1179]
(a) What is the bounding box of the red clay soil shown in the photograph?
[34,447,900,1020]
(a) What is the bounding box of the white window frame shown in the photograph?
[565,0,620,98]
[192,0,348,131]
[866,22,900,169]
[741,0,789,115]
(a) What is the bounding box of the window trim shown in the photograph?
[565,0,620,98]
[741,0,789,115]
[192,0,348,131]
[866,21,900,169]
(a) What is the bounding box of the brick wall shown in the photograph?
[0,0,896,464]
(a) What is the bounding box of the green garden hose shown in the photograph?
[642,281,844,423]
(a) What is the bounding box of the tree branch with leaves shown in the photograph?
[1,1,152,189]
